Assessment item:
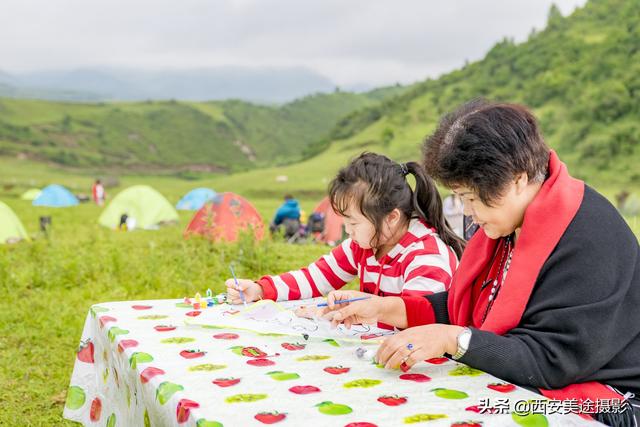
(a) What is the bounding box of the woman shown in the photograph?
[322,100,640,426]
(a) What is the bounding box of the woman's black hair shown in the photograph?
[423,99,550,205]
[328,152,465,259]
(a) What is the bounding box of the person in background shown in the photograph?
[463,215,480,240]
[269,194,302,239]
[442,193,464,237]
[118,214,128,231]
[92,179,106,206]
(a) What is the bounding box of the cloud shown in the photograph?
[0,0,587,86]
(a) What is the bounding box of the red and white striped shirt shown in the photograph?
[257,219,459,301]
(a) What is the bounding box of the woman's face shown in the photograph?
[453,176,531,239]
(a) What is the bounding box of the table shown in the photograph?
[64,299,600,426]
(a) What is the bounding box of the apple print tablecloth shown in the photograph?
[64,299,601,426]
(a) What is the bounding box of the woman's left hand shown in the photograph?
[376,324,464,370]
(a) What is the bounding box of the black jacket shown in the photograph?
[429,186,640,395]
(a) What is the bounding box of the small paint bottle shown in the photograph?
[354,347,376,360]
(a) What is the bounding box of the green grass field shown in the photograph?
[0,166,336,426]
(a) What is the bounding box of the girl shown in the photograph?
[225,152,465,310]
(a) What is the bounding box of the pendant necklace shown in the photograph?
[481,234,514,324]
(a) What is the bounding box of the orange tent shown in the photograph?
[311,196,345,246]
[184,192,265,242]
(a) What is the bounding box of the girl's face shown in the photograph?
[342,205,377,249]
[342,204,403,250]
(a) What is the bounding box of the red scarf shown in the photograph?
[448,150,622,404]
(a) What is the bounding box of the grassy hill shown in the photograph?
[202,0,640,199]
[1,1,638,187]
[2,0,638,200]
[2,0,637,196]
[328,0,640,187]
[0,87,406,173]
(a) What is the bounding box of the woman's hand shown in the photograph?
[319,290,383,329]
[224,279,264,304]
[376,324,464,370]
[320,292,410,329]
[294,305,321,319]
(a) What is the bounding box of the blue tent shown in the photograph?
[32,184,79,207]
[176,188,217,211]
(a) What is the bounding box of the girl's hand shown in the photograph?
[375,324,463,370]
[224,279,264,304]
[297,290,369,320]
[319,290,382,329]
[324,290,371,309]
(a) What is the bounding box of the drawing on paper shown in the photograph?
[187,298,395,342]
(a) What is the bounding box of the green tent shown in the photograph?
[20,188,42,201]
[0,201,29,243]
[98,185,179,230]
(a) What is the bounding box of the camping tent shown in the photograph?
[311,196,345,246]
[184,192,264,241]
[32,184,79,207]
[176,188,217,211]
[98,185,179,230]
[0,201,29,243]
[20,188,42,201]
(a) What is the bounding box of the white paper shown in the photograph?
[186,298,395,343]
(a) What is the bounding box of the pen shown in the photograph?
[229,264,246,307]
[316,296,371,307]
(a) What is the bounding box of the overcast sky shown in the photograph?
[0,0,587,86]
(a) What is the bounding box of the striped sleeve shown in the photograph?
[400,236,457,298]
[256,239,359,301]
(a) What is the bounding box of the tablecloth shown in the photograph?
[63,298,601,426]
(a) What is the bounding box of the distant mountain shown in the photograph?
[0,70,16,83]
[0,76,102,102]
[0,67,340,103]
[0,85,409,173]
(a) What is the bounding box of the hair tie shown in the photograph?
[400,163,409,177]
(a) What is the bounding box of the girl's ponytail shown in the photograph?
[405,162,465,259]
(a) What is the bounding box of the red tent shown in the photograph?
[311,196,345,246]
[184,192,265,242]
